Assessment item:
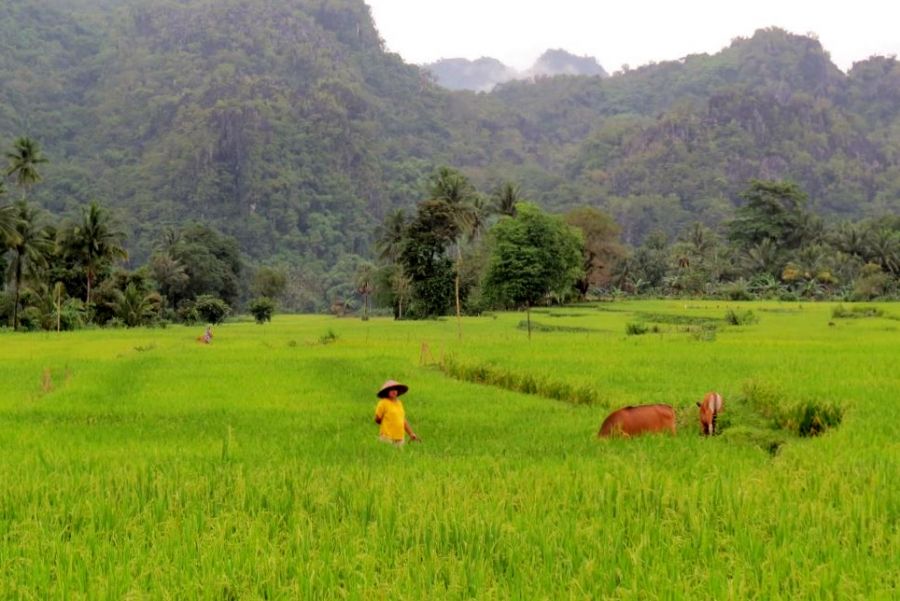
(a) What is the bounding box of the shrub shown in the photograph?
[194,295,231,324]
[249,297,276,324]
[725,309,758,326]
[318,329,338,345]
[625,322,649,336]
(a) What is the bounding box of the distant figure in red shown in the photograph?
[697,391,724,436]
[198,326,213,344]
[598,404,676,437]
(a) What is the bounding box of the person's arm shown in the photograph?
[404,420,419,441]
[374,402,384,424]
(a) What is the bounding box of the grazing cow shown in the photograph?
[697,391,724,436]
[598,404,676,438]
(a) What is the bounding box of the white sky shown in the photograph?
[364,0,900,73]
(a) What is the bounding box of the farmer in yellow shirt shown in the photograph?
[374,380,420,445]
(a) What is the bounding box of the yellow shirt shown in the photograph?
[375,398,405,441]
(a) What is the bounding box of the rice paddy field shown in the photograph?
[0,300,898,599]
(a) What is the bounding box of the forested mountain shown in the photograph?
[2,0,899,275]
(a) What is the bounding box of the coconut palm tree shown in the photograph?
[426,167,480,338]
[5,137,48,200]
[63,202,128,308]
[1,181,22,246]
[493,182,520,218]
[6,202,52,330]
[374,209,407,264]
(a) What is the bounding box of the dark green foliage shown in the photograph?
[515,320,599,334]
[724,309,759,326]
[193,295,231,325]
[318,329,338,345]
[784,403,844,437]
[633,312,721,327]
[249,297,275,324]
[172,225,242,306]
[625,322,650,336]
[115,283,161,328]
[728,181,814,250]
[483,203,583,309]
[252,268,287,301]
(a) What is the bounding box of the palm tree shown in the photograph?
[866,227,900,276]
[64,202,128,308]
[426,167,479,338]
[115,283,158,327]
[493,182,520,218]
[149,252,189,310]
[5,137,48,200]
[390,266,412,320]
[374,209,407,264]
[354,262,376,321]
[6,202,52,330]
[0,181,21,246]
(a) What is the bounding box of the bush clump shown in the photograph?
[625,322,649,336]
[779,402,844,437]
[249,297,276,324]
[193,295,231,324]
[725,309,759,326]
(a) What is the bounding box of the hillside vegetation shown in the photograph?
[2,1,899,269]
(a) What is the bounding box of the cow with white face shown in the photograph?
[697,392,724,436]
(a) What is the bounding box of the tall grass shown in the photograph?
[0,301,897,599]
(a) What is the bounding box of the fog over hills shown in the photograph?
[425,49,608,91]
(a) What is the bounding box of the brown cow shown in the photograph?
[696,391,724,436]
[597,404,676,437]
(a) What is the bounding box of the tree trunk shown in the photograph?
[12,256,22,331]
[455,246,463,340]
[526,303,532,341]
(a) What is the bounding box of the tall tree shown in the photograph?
[564,207,627,295]
[63,202,127,307]
[6,202,52,330]
[1,186,21,246]
[354,262,376,321]
[483,203,583,339]
[728,180,813,251]
[5,137,48,201]
[428,167,479,337]
[374,209,407,264]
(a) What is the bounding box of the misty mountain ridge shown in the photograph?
[425,49,608,91]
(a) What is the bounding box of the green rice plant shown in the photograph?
[687,324,717,341]
[0,300,896,599]
[778,402,844,437]
[633,311,720,326]
[832,304,884,318]
[516,320,599,333]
